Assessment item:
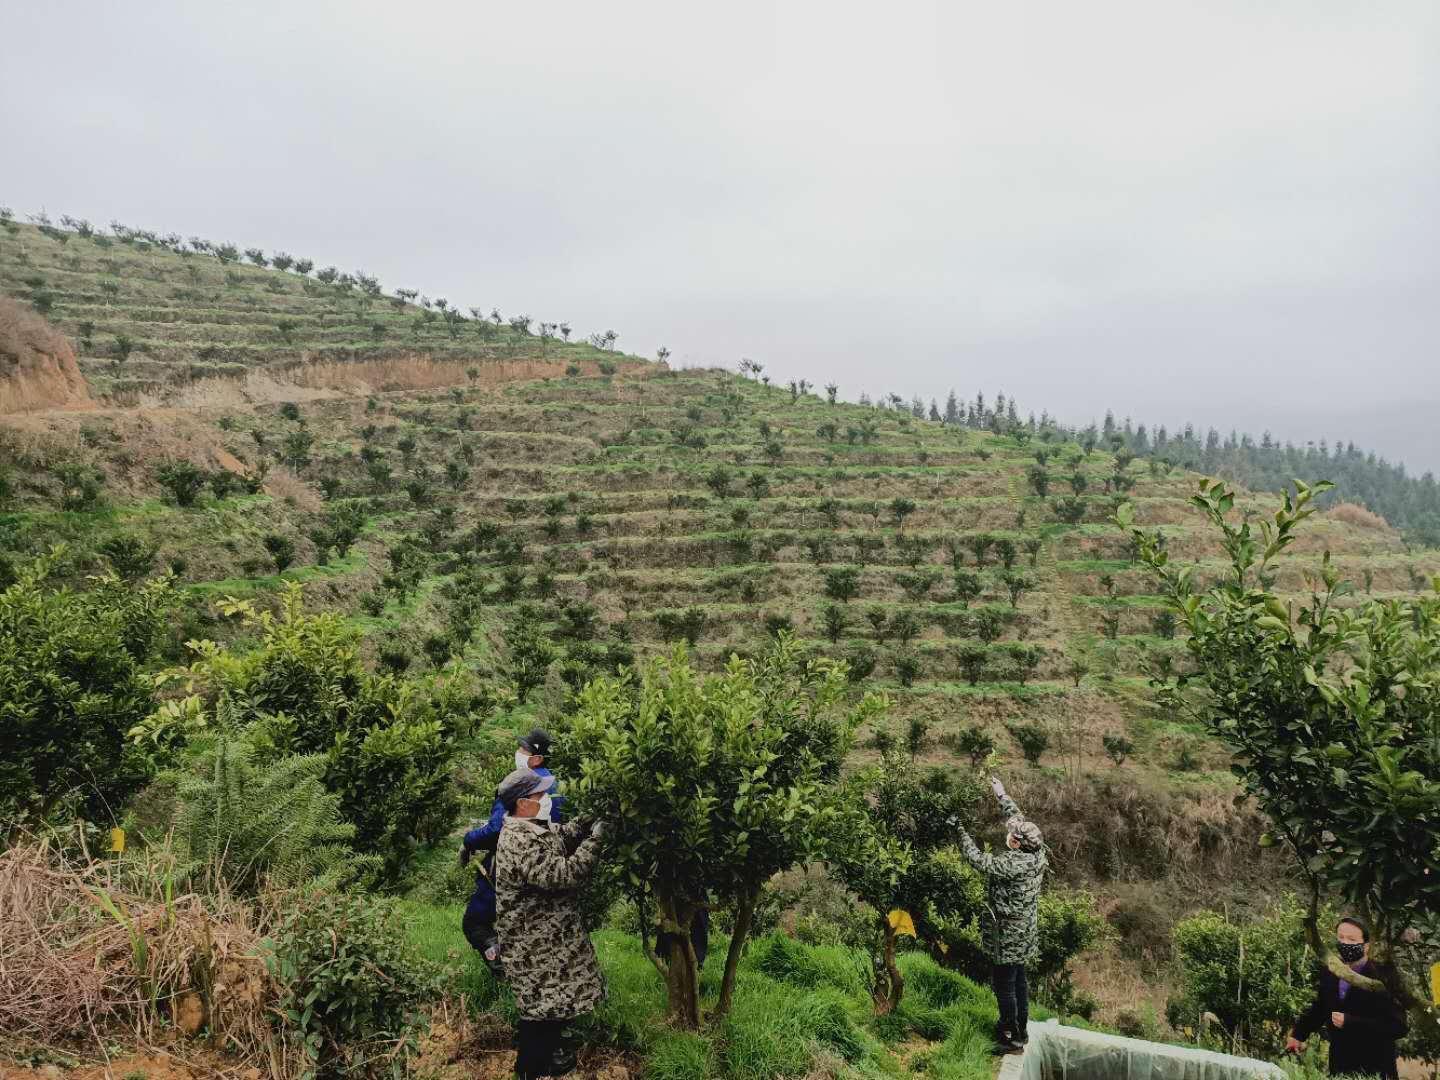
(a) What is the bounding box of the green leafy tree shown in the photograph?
[824,566,861,603]
[822,602,848,644]
[896,568,938,602]
[1121,480,1440,994]
[1101,733,1134,766]
[98,535,156,581]
[948,725,996,768]
[1004,643,1044,683]
[1001,570,1035,608]
[1007,722,1051,765]
[655,606,707,646]
[1,553,168,825]
[890,609,921,646]
[952,570,983,607]
[705,465,733,498]
[263,533,296,572]
[967,533,993,567]
[974,607,1005,643]
[282,429,314,470]
[905,716,930,760]
[827,757,984,1012]
[893,649,921,687]
[955,643,988,685]
[502,604,558,702]
[154,459,209,507]
[563,640,881,1025]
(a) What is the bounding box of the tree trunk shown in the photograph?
[638,892,668,981]
[873,918,904,1014]
[715,891,756,1020]
[656,894,702,1029]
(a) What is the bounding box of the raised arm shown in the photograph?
[955,826,998,876]
[556,817,592,854]
[507,827,603,892]
[991,776,1022,820]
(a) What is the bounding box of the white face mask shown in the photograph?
[515,749,531,771]
[535,794,553,821]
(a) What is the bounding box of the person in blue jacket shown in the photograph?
[460,729,564,975]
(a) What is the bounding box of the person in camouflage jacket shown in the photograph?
[493,769,607,1080]
[953,775,1046,1053]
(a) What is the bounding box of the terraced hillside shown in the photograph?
[6,365,1433,777]
[0,216,636,402]
[5,215,1439,1022]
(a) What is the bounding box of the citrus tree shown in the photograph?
[826,756,985,1013]
[561,636,882,1026]
[1119,480,1440,1001]
[1,550,169,827]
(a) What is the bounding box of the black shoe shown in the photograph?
[993,1031,1024,1055]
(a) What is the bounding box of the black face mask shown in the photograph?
[1336,941,1365,964]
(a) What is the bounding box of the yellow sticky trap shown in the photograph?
[109,828,126,854]
[1430,962,1439,1007]
[888,909,917,938]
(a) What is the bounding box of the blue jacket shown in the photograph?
[463,766,564,921]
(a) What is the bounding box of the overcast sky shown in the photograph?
[4,1,1437,473]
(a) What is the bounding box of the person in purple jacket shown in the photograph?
[459,729,564,976]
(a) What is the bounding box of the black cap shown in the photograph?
[497,768,556,812]
[518,728,553,757]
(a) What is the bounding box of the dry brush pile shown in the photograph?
[0,839,289,1075]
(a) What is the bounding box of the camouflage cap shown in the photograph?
[497,768,556,812]
[1006,815,1043,852]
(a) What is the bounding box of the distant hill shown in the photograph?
[913,390,1440,546]
[0,212,640,405]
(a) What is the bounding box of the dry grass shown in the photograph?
[0,838,295,1077]
[261,464,322,512]
[1327,501,1391,531]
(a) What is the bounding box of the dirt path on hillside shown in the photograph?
[0,355,656,431]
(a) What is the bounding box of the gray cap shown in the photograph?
[497,768,556,812]
[1007,816,1043,852]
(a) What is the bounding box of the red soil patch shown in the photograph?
[0,299,93,413]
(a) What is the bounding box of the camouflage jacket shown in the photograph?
[495,815,606,1020]
[957,792,1047,965]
